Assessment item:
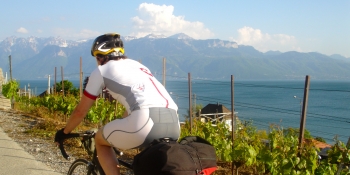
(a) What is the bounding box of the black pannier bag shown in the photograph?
[132,136,217,175]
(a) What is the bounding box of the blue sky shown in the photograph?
[1,1,349,57]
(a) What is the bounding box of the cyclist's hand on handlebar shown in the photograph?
[54,128,68,145]
[54,128,72,160]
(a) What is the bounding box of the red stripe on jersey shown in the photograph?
[149,78,168,108]
[83,90,98,100]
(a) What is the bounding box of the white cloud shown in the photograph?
[130,3,214,39]
[16,27,29,34]
[230,26,301,53]
[52,28,100,40]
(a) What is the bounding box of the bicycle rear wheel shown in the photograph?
[68,159,98,175]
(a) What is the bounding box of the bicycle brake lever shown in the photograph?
[59,141,70,160]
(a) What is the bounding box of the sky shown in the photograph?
[1,1,349,57]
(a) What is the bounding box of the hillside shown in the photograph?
[1,34,350,80]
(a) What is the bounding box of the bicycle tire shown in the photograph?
[68,159,98,175]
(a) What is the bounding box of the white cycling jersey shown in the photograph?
[84,58,178,114]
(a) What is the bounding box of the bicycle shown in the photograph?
[58,129,134,175]
[58,129,217,175]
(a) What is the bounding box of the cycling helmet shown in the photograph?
[91,33,125,57]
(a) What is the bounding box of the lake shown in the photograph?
[17,78,350,144]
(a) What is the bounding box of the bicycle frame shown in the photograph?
[58,131,133,174]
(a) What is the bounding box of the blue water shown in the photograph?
[17,79,350,144]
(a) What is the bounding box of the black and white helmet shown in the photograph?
[91,33,124,57]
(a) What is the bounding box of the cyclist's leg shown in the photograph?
[95,130,120,175]
[95,108,179,174]
[94,109,151,175]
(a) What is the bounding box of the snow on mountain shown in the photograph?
[123,36,138,41]
[2,33,350,81]
[168,33,193,40]
[0,36,84,53]
[144,34,167,39]
[0,36,16,52]
[0,33,242,56]
[124,33,193,41]
[57,49,66,57]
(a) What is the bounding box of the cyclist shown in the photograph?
[55,33,180,175]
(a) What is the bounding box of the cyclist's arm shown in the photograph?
[63,94,95,134]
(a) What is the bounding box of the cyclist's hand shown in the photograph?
[54,128,67,145]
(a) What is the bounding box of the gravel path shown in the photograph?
[0,109,136,175]
[0,109,74,174]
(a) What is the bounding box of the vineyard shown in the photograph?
[2,79,350,175]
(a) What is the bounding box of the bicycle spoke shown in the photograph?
[68,159,91,175]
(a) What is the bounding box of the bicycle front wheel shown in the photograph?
[68,159,94,175]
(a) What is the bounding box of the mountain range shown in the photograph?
[1,33,350,81]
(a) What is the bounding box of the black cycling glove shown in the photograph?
[54,128,68,144]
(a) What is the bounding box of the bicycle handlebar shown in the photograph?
[58,133,90,160]
[58,131,124,160]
